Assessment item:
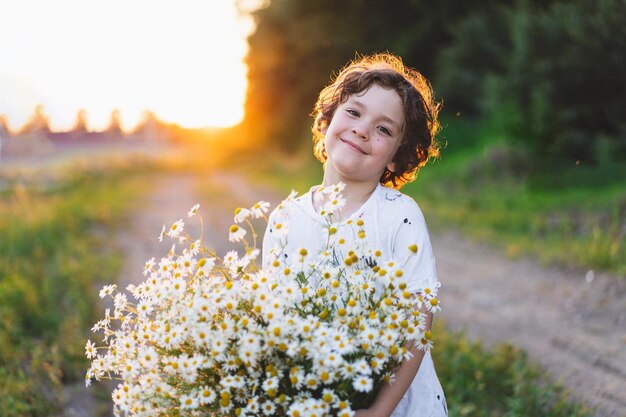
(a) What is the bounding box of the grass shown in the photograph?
[0,167,150,417]
[404,114,626,275]
[432,321,590,417]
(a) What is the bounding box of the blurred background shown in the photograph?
[1,0,624,416]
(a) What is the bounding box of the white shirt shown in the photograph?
[263,183,447,417]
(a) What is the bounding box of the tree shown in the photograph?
[72,109,89,135]
[18,105,50,135]
[504,0,626,163]
[106,109,124,137]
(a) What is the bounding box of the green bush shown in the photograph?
[434,0,626,164]
[502,0,626,163]
[0,171,143,416]
[435,5,512,116]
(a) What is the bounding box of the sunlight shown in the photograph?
[0,0,254,131]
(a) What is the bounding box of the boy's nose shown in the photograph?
[352,126,368,140]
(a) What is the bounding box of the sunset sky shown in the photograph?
[0,0,256,132]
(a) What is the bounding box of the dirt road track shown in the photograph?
[433,232,626,417]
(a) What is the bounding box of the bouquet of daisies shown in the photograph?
[86,185,440,417]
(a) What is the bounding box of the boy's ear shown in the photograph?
[386,160,397,173]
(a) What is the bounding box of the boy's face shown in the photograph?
[323,84,404,185]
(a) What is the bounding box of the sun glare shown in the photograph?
[0,0,254,131]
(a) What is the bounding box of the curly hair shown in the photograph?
[312,53,441,189]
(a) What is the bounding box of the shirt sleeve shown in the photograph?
[390,198,439,293]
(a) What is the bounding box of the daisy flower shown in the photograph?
[228,224,247,242]
[196,257,216,276]
[325,352,343,368]
[119,360,140,379]
[188,239,201,256]
[90,317,110,333]
[187,203,200,218]
[113,293,128,313]
[281,281,300,299]
[234,207,250,223]
[178,254,196,274]
[417,334,434,351]
[250,201,270,218]
[287,401,306,417]
[137,300,154,317]
[354,358,372,375]
[245,397,260,413]
[337,408,356,417]
[180,394,199,409]
[289,367,305,388]
[166,219,184,239]
[329,181,346,195]
[321,388,337,405]
[304,373,320,390]
[138,347,159,369]
[143,258,155,276]
[197,386,216,405]
[339,362,357,379]
[283,189,299,202]
[261,401,276,416]
[322,195,346,214]
[262,376,279,392]
[99,284,117,299]
[426,297,441,313]
[223,250,239,268]
[352,375,373,392]
[314,185,327,201]
[85,340,97,359]
[269,219,289,238]
[158,258,173,277]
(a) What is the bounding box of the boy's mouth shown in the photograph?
[340,138,367,154]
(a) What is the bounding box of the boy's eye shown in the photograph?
[378,126,392,136]
[346,109,359,117]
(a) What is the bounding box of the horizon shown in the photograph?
[0,106,233,136]
[0,1,257,133]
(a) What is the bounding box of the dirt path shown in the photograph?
[113,171,282,284]
[433,231,626,417]
[66,172,625,417]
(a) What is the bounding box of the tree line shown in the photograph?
[240,0,626,166]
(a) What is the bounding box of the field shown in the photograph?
[2,137,620,415]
